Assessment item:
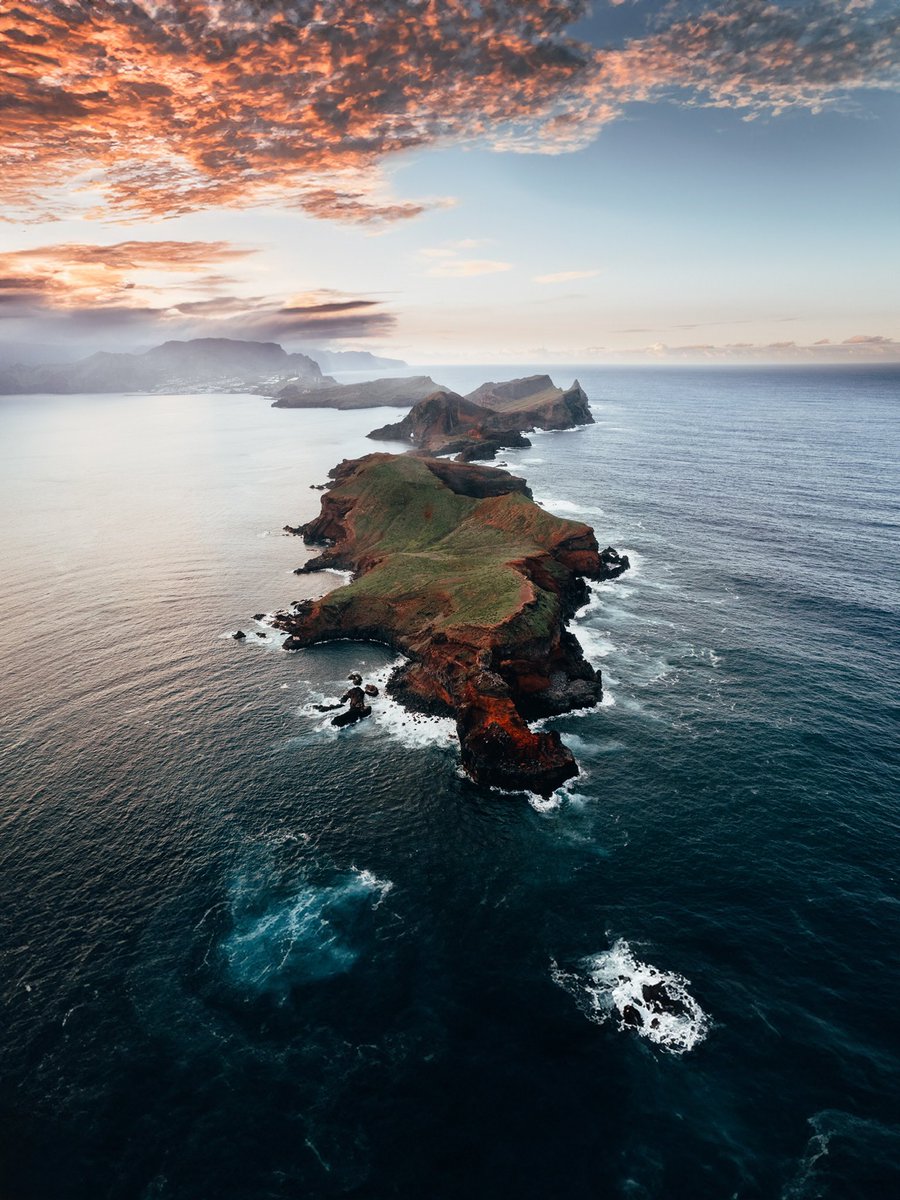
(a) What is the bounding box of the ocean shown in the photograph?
[1,365,898,1199]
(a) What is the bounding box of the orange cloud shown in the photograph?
[1,2,898,224]
[0,240,393,342]
[0,0,603,222]
[0,240,255,308]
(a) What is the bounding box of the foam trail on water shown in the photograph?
[298,656,456,751]
[552,939,709,1054]
[221,867,393,1000]
[535,496,606,518]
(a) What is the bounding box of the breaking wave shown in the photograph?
[552,938,709,1054]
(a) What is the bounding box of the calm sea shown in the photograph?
[1,366,898,1199]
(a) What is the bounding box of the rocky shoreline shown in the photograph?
[260,451,629,795]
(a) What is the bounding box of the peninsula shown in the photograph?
[267,453,629,794]
[271,375,443,410]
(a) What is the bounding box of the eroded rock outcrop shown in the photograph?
[269,453,629,794]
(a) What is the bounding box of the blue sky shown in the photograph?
[1,1,898,363]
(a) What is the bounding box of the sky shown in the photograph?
[1,0,899,365]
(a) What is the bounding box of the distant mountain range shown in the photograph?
[0,338,407,396]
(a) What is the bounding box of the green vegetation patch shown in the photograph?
[314,456,591,637]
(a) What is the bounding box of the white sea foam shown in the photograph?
[573,624,616,665]
[221,866,393,999]
[552,939,709,1054]
[528,792,562,814]
[351,868,394,907]
[297,656,456,751]
[535,496,606,518]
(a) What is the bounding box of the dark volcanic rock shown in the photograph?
[598,546,631,580]
[368,389,475,441]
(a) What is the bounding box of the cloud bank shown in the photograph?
[2,1,898,223]
[0,240,394,344]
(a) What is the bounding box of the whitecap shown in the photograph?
[528,792,562,815]
[535,496,606,518]
[573,624,615,664]
[552,938,709,1054]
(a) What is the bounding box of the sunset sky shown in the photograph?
[1,0,898,364]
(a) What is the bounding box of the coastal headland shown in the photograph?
[268,452,629,794]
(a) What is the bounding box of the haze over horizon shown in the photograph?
[2,0,898,366]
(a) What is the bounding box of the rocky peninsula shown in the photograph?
[267,453,629,794]
[272,375,442,410]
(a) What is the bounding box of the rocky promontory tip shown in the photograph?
[467,375,593,430]
[267,453,629,794]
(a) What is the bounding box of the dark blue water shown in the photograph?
[1,367,898,1199]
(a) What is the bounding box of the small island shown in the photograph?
[267,453,629,794]
[368,375,593,460]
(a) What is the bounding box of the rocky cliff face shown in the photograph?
[266,453,629,795]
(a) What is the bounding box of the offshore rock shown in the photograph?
[599,546,631,580]
[265,453,629,794]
